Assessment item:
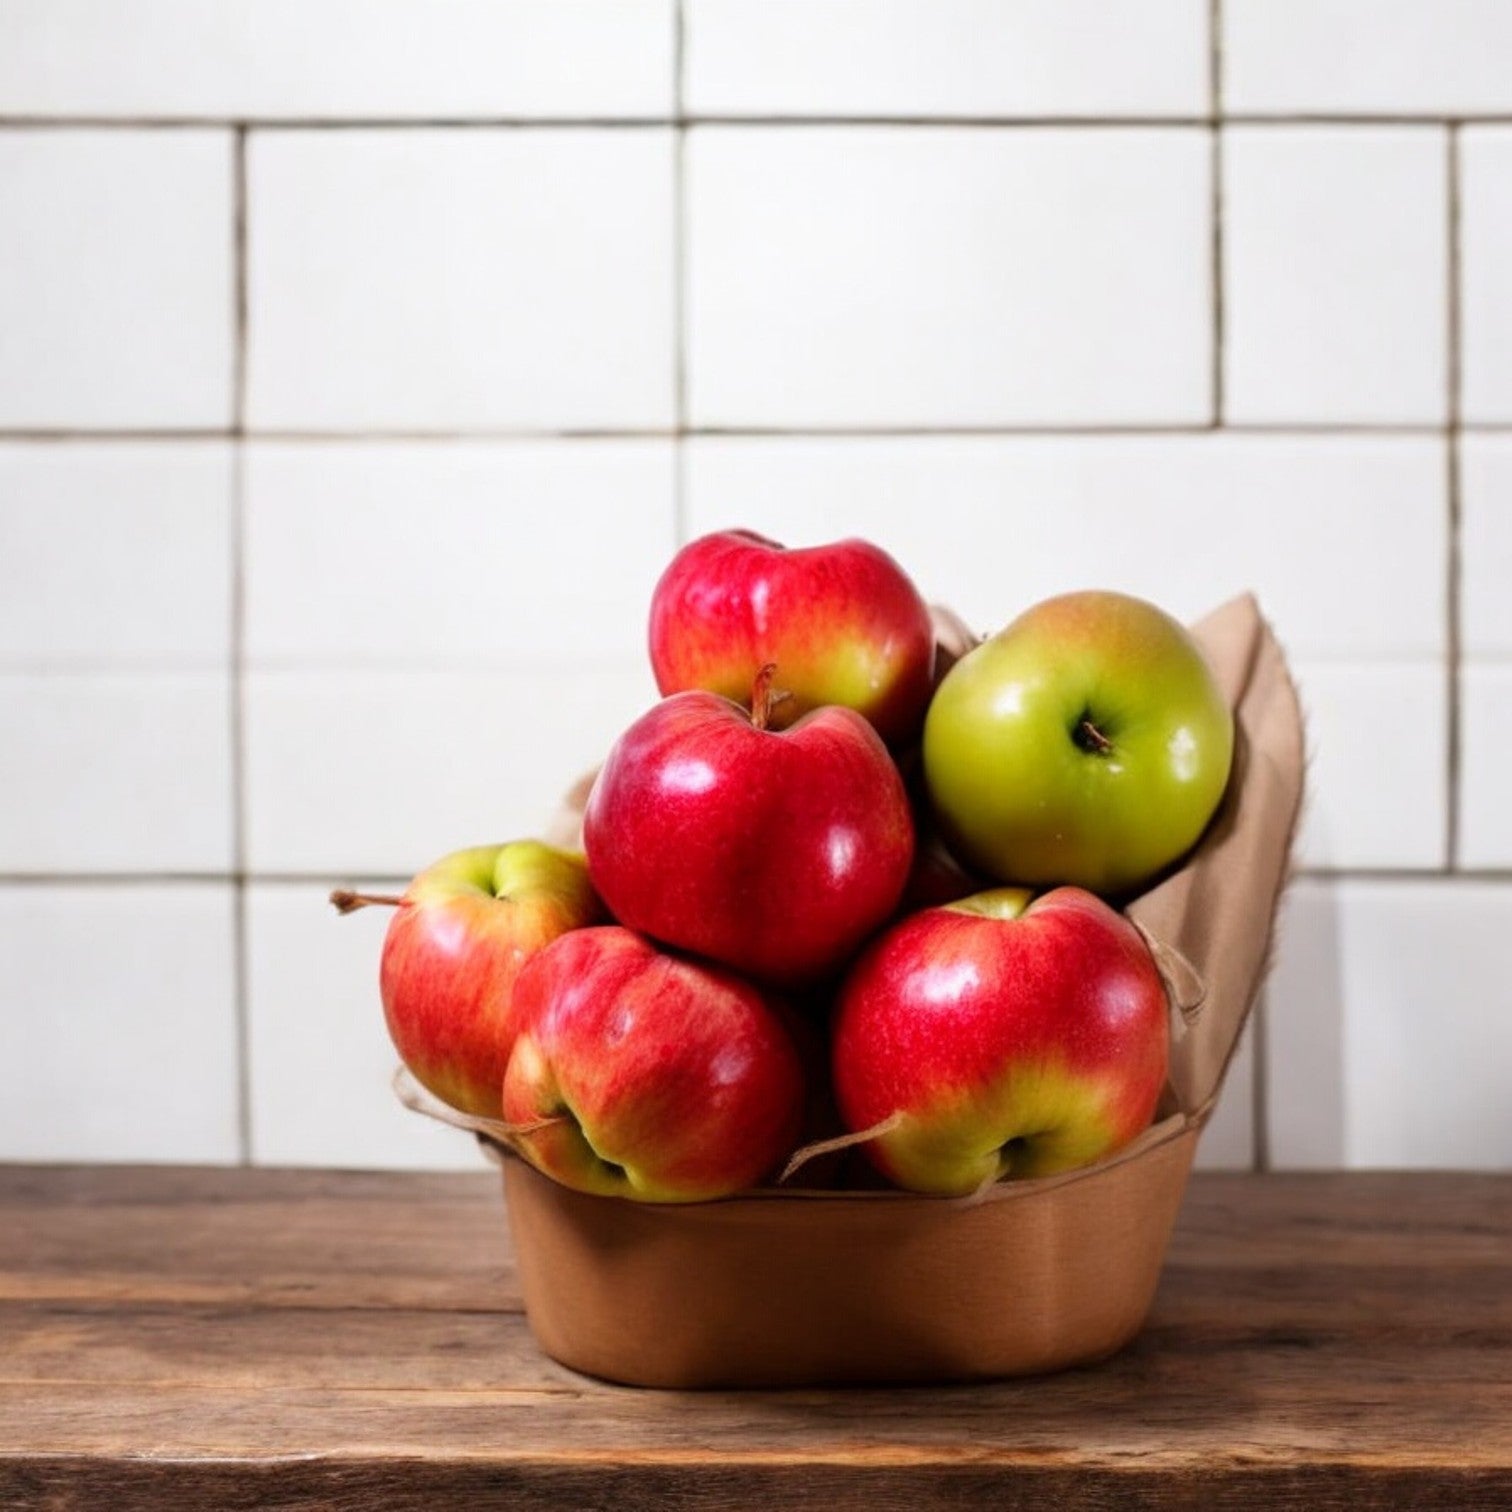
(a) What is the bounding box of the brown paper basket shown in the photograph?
[452,593,1302,1387]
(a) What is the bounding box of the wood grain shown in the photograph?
[1,1167,1509,1509]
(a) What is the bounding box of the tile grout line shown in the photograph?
[230,125,253,1167]
[2,112,1512,130]
[672,0,690,547]
[12,865,1512,888]
[4,422,1503,443]
[1209,0,1226,430]
[1208,0,1262,1170]
[1445,124,1464,872]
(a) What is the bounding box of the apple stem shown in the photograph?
[1075,716,1114,755]
[778,1110,904,1185]
[390,1068,570,1148]
[749,662,792,731]
[329,888,404,915]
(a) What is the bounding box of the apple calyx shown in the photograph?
[749,662,792,732]
[329,888,404,914]
[1072,714,1114,756]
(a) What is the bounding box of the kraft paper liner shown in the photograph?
[396,592,1304,1386]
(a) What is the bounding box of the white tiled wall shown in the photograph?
[2,2,1506,1173]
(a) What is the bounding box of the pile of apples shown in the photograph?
[350,530,1234,1202]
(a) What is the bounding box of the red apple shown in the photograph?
[583,671,915,988]
[503,927,806,1202]
[832,887,1169,1196]
[376,842,603,1117]
[649,528,936,746]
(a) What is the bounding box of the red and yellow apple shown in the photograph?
[649,528,936,746]
[503,927,806,1202]
[377,841,602,1117]
[922,590,1233,896]
[832,886,1169,1196]
[583,672,915,988]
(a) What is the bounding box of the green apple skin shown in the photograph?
[921,591,1234,897]
[380,842,603,1117]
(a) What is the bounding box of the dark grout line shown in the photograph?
[1445,126,1465,873]
[10,866,1512,889]
[230,452,253,1170]
[0,421,1490,444]
[231,127,249,429]
[230,127,253,1169]
[1251,991,1271,1173]
[681,421,1453,438]
[6,113,1512,131]
[1209,0,1227,430]
[1210,0,1262,1172]
[1294,865,1512,883]
[0,116,678,131]
[671,0,690,547]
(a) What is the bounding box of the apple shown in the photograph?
[583,670,915,988]
[831,887,1169,1197]
[503,926,806,1202]
[649,529,936,746]
[922,590,1234,896]
[373,842,603,1117]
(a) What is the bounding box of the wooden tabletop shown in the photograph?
[1,1166,1509,1510]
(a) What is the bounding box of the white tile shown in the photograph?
[1461,666,1512,868]
[1226,0,1512,116]
[1222,127,1447,425]
[0,131,233,428]
[1462,129,1512,424]
[0,1,673,120]
[1292,662,1447,871]
[1194,1018,1255,1170]
[1265,880,1352,1169]
[0,674,232,872]
[684,433,1446,660]
[0,443,231,668]
[245,665,657,875]
[1462,435,1512,657]
[686,127,1212,428]
[0,883,239,1162]
[246,131,675,431]
[246,883,488,1170]
[244,441,674,666]
[686,0,1207,119]
[1269,878,1512,1169]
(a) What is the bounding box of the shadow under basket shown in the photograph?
[486,593,1304,1389]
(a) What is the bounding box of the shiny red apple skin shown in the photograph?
[380,842,602,1117]
[583,689,915,988]
[648,529,936,746]
[502,927,806,1203]
[832,887,1169,1196]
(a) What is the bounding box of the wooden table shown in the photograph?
[2,1166,1508,1509]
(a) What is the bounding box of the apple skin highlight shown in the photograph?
[649,529,936,747]
[503,927,807,1203]
[584,688,915,989]
[832,887,1170,1196]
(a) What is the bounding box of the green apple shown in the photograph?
[921,590,1233,896]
